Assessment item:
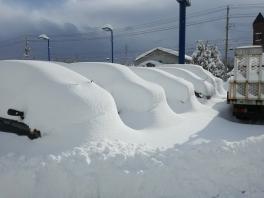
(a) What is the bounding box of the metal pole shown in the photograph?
[48,39,51,61]
[110,30,114,63]
[224,5,230,70]
[178,2,186,64]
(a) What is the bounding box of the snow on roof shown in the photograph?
[236,45,262,49]
[235,46,263,56]
[135,47,192,61]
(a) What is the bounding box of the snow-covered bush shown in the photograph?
[192,41,226,80]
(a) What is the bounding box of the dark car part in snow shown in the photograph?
[0,117,41,140]
[7,109,25,120]
[0,109,41,140]
[194,91,211,100]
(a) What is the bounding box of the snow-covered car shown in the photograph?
[158,67,215,99]
[158,64,226,96]
[61,62,180,129]
[0,60,121,139]
[131,67,202,113]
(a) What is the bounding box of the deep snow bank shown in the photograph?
[0,60,120,130]
[158,64,226,96]
[0,60,132,155]
[63,62,180,129]
[158,67,214,98]
[131,67,202,113]
[1,136,264,198]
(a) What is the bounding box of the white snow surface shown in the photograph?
[131,67,202,113]
[0,60,263,198]
[62,62,180,129]
[0,60,141,154]
[0,60,122,130]
[158,67,215,98]
[158,64,226,96]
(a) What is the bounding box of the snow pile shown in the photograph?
[0,60,263,198]
[62,62,180,129]
[131,67,202,113]
[0,60,122,131]
[158,64,226,96]
[158,67,215,98]
[0,60,136,154]
[1,136,264,198]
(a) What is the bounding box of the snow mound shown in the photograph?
[214,76,226,96]
[131,67,202,113]
[1,137,264,198]
[158,67,214,98]
[158,64,226,96]
[62,62,180,129]
[0,60,130,155]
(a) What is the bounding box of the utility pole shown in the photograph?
[124,44,128,65]
[224,5,230,71]
[24,36,31,59]
[177,0,191,64]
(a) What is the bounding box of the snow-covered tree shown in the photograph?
[192,40,226,79]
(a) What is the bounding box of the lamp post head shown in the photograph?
[102,24,113,32]
[38,34,50,40]
[177,0,191,6]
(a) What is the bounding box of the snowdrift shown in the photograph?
[0,61,264,198]
[1,135,264,198]
[158,67,214,98]
[158,64,226,96]
[62,62,180,129]
[0,60,132,154]
[131,67,202,113]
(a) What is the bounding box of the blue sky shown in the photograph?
[0,0,263,62]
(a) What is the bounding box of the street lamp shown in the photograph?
[102,24,114,63]
[176,0,191,64]
[38,34,51,61]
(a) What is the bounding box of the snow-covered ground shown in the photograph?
[0,61,263,198]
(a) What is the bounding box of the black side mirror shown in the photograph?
[7,109,24,120]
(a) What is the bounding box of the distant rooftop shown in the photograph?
[253,12,264,25]
[135,47,192,61]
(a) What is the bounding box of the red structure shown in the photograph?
[253,13,264,50]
